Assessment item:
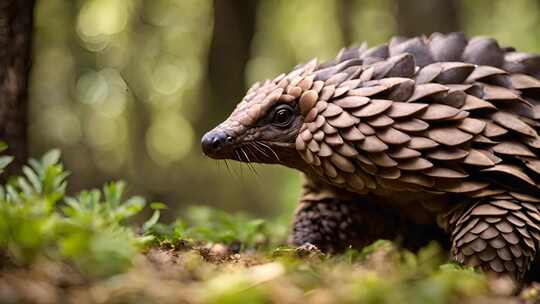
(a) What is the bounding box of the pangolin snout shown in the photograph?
[201,129,233,158]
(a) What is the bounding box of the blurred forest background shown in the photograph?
[29,0,540,220]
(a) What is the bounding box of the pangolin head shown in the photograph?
[202,58,330,171]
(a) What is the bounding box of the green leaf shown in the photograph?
[41,149,61,167]
[17,177,34,197]
[143,210,161,232]
[23,166,42,194]
[6,185,21,204]
[104,181,125,209]
[113,197,145,220]
[0,156,13,171]
[150,202,167,210]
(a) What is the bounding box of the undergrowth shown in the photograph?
[0,148,161,276]
[0,148,536,303]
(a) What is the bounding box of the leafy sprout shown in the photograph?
[149,205,290,251]
[0,142,12,175]
[0,149,160,276]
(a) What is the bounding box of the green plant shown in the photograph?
[0,149,160,276]
[0,143,13,175]
[150,206,288,250]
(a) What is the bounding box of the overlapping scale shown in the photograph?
[393,119,429,132]
[327,112,359,128]
[376,127,411,145]
[482,164,536,186]
[457,118,487,134]
[419,103,462,120]
[435,62,475,84]
[492,142,535,157]
[351,99,392,117]
[357,136,388,153]
[465,65,506,83]
[367,115,394,128]
[386,102,428,118]
[447,200,539,278]
[407,83,448,102]
[427,147,469,161]
[427,127,473,146]
[333,96,370,108]
[510,74,540,90]
[460,95,496,111]
[491,111,537,137]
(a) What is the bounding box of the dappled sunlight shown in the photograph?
[76,0,129,50]
[146,112,194,166]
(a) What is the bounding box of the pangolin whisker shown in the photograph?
[259,142,281,162]
[233,149,246,177]
[240,146,260,176]
[247,142,265,162]
[257,142,272,157]
[240,147,251,163]
[261,142,280,161]
[215,160,221,173]
[223,160,230,174]
[234,149,242,162]
[251,141,271,159]
[244,145,261,176]
[245,143,257,162]
[223,159,239,178]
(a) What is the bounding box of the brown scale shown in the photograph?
[207,32,540,279]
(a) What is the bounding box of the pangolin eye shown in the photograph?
[271,105,294,127]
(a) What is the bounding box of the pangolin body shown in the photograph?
[202,32,540,279]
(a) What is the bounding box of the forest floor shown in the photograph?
[0,151,539,303]
[0,237,537,304]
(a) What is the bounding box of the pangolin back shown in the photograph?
[256,32,540,202]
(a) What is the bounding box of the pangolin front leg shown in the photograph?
[291,197,397,253]
[290,175,447,252]
[446,198,540,279]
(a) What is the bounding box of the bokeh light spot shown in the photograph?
[150,61,186,95]
[86,113,126,150]
[76,70,109,105]
[77,0,128,38]
[146,113,194,166]
[38,106,82,145]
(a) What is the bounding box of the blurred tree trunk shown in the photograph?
[206,0,259,125]
[0,0,34,177]
[394,0,459,37]
[338,0,354,46]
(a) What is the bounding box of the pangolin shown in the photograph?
[201,32,540,279]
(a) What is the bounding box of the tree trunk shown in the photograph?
[338,0,354,47]
[394,0,459,37]
[0,0,34,176]
[206,0,259,126]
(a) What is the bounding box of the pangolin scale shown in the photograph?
[202,32,540,280]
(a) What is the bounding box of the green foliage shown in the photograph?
[0,142,12,175]
[0,150,159,276]
[150,206,288,250]
[343,242,487,304]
